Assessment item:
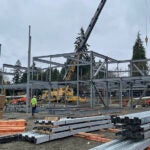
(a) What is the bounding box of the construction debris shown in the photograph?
[20,115,113,144]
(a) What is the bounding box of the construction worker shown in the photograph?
[4,98,8,111]
[31,95,37,116]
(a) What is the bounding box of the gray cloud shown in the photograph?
[0,0,149,69]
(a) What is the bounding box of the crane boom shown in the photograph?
[76,0,107,52]
[64,0,107,81]
[63,0,107,107]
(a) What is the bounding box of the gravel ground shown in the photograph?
[0,112,101,150]
[0,107,150,150]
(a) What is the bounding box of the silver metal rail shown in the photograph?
[90,138,150,150]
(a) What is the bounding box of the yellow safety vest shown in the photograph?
[31,98,37,106]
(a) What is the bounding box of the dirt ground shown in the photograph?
[0,107,150,150]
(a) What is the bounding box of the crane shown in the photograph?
[64,0,107,80]
[63,0,107,106]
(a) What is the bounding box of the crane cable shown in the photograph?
[145,0,149,46]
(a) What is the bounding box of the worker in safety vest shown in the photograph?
[31,95,37,116]
[4,98,8,111]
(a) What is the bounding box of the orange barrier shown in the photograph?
[0,119,26,136]
[75,132,111,143]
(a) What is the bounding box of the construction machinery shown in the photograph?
[62,0,107,106]
[41,88,87,102]
[41,0,107,104]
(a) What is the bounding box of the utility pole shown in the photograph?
[0,44,1,84]
[26,25,31,114]
[0,44,1,56]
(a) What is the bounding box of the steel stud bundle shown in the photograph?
[112,111,150,139]
[90,138,150,150]
[20,115,113,144]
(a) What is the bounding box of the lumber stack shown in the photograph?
[0,119,27,135]
[112,111,150,140]
[20,115,113,144]
[75,132,111,143]
[0,95,5,119]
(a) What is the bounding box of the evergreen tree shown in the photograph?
[132,32,148,76]
[20,71,27,83]
[74,27,90,59]
[74,27,91,80]
[12,60,22,83]
[58,67,65,81]
[51,68,59,81]
[20,62,37,83]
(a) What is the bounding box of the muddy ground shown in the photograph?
[0,107,150,150]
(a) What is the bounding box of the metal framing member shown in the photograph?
[26,25,31,114]
[34,120,111,133]
[34,52,76,59]
[133,63,145,76]
[3,64,27,70]
[90,51,94,108]
[90,138,150,150]
[33,57,63,67]
[35,115,111,126]
[93,60,106,77]
[21,123,113,144]
[89,139,121,150]
[63,56,90,65]
[92,51,118,63]
[0,72,15,75]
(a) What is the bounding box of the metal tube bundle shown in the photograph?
[112,111,150,140]
[20,115,113,144]
[90,138,150,150]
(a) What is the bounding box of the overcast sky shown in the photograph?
[0,0,150,68]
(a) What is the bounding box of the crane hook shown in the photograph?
[145,36,148,46]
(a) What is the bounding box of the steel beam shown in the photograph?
[33,57,63,66]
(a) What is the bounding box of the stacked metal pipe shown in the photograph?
[20,115,113,144]
[112,111,150,139]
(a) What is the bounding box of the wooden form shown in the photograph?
[0,119,27,135]
[75,132,111,143]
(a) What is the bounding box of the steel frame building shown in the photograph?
[0,50,150,109]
